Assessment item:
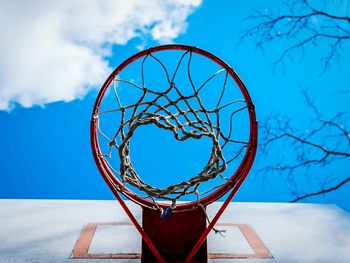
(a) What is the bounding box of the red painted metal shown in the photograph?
[185,127,257,262]
[90,127,166,262]
[90,44,258,262]
[142,206,207,262]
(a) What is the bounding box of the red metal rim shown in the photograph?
[90,44,258,212]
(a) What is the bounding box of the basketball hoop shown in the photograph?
[91,44,257,262]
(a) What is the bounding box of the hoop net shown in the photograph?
[91,45,256,211]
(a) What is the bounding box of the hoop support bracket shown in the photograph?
[90,44,259,263]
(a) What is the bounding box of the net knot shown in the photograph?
[108,140,116,147]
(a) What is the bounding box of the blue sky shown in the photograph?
[1,0,349,211]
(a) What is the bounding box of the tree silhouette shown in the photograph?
[242,0,350,72]
[242,0,350,202]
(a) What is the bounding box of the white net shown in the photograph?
[93,47,251,209]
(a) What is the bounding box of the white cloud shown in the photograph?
[0,0,201,110]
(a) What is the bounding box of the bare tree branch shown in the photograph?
[243,0,350,202]
[243,0,350,203]
[290,176,350,202]
[241,0,350,71]
[259,91,350,202]
[303,0,350,23]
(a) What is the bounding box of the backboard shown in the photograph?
[1,199,350,263]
